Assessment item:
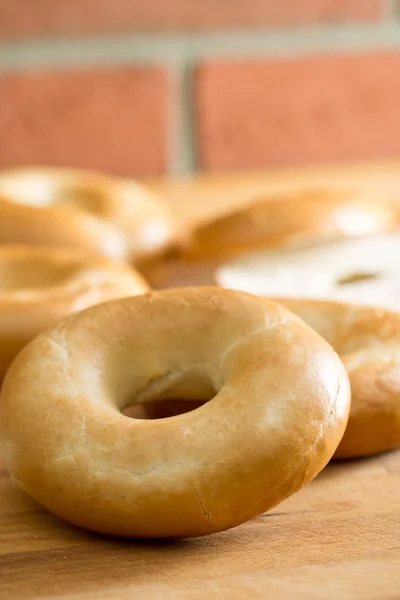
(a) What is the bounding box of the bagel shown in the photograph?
[143,188,399,288]
[269,298,400,459]
[183,189,399,261]
[0,167,180,263]
[216,232,400,312]
[0,287,350,538]
[0,245,149,381]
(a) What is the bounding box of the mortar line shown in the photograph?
[168,61,197,175]
[1,23,400,71]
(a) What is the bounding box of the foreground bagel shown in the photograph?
[0,245,148,381]
[144,188,398,288]
[217,232,400,312]
[0,167,180,263]
[270,298,400,459]
[0,288,350,538]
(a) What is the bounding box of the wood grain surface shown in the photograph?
[2,452,400,599]
[2,162,400,599]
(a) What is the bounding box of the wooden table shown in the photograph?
[2,162,400,599]
[2,453,400,599]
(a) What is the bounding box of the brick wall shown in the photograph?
[0,1,399,176]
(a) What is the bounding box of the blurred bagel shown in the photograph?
[143,188,399,288]
[0,244,148,381]
[0,167,181,264]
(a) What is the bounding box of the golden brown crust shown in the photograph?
[0,287,350,538]
[0,168,180,263]
[272,297,400,459]
[0,245,149,381]
[181,189,399,262]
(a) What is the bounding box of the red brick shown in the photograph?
[0,1,383,39]
[0,67,168,176]
[195,53,400,171]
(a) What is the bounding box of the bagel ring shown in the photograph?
[271,298,400,459]
[0,167,180,263]
[0,288,350,538]
[0,245,149,381]
[144,188,399,288]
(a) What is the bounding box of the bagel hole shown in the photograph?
[0,258,79,290]
[123,398,208,420]
[336,271,380,286]
[56,185,106,216]
[121,371,215,420]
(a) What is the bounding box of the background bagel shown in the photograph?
[0,167,181,264]
[0,244,149,381]
[216,231,400,312]
[183,188,399,261]
[0,287,350,538]
[269,298,400,459]
[143,188,399,288]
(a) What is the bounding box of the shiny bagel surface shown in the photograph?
[0,167,180,263]
[0,287,350,538]
[0,245,149,381]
